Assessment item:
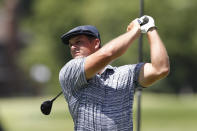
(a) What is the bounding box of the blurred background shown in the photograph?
[0,0,197,131]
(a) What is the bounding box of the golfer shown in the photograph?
[59,15,170,131]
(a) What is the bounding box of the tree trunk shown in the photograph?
[0,0,39,97]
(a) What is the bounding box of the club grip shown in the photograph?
[138,16,149,26]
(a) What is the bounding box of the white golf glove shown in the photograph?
[139,15,156,33]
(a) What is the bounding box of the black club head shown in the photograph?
[40,100,53,115]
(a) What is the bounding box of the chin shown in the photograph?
[74,55,84,59]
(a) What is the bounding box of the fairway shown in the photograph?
[0,93,197,131]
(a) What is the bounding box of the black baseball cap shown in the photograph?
[61,25,101,45]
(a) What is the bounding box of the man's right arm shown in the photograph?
[84,19,141,80]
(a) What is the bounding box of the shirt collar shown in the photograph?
[103,65,114,72]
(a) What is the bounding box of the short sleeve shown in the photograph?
[59,58,88,98]
[133,63,145,88]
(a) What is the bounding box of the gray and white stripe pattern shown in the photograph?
[59,58,144,131]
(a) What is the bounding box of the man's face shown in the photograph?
[69,35,97,58]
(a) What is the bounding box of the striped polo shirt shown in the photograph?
[59,58,144,131]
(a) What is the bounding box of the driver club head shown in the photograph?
[40,91,63,115]
[40,100,53,115]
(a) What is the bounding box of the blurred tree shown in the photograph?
[18,0,86,94]
[141,0,197,93]
[0,0,39,97]
[0,123,4,131]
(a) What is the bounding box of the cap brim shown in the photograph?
[61,31,97,45]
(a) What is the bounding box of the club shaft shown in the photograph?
[136,0,144,131]
[51,91,63,102]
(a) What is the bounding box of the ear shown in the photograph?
[94,39,100,50]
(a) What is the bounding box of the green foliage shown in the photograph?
[19,0,87,93]
[18,0,197,93]
[143,0,197,93]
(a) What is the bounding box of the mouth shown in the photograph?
[72,51,80,57]
[74,51,80,55]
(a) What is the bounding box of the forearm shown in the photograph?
[85,23,140,79]
[100,27,140,60]
[147,29,170,75]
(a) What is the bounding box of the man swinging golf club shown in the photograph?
[59,15,170,131]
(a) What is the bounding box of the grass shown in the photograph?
[0,96,73,131]
[133,93,197,131]
[0,93,197,131]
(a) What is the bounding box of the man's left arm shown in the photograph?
[138,28,170,87]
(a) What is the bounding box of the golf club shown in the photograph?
[40,91,63,115]
[137,0,145,131]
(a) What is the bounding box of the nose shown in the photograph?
[70,44,80,54]
[70,45,75,50]
[70,44,78,50]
